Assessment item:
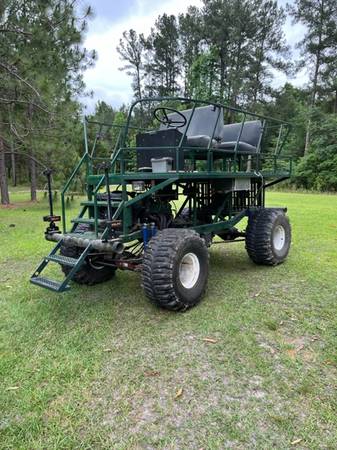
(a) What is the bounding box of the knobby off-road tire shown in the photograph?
[245,208,291,265]
[142,229,209,311]
[60,244,116,285]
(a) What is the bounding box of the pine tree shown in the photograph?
[178,7,203,96]
[289,0,337,153]
[246,0,289,108]
[145,14,181,97]
[0,0,96,202]
[117,30,145,101]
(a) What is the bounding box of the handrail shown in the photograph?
[124,97,291,136]
[84,117,152,133]
[117,96,292,175]
[64,99,293,239]
[92,175,105,237]
[61,152,89,233]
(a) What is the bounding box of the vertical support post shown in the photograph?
[103,163,113,241]
[43,168,60,235]
[44,169,54,217]
[274,124,283,155]
[255,120,266,172]
[178,103,197,173]
[122,179,128,236]
[192,181,197,226]
[234,113,246,173]
[61,193,66,233]
[207,106,221,172]
[91,124,103,157]
[84,120,93,202]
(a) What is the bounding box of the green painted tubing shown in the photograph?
[127,96,292,126]
[124,178,178,207]
[83,119,89,155]
[93,175,105,237]
[192,210,247,234]
[61,153,88,233]
[61,153,88,196]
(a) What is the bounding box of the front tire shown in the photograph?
[60,244,116,285]
[245,208,291,265]
[142,229,209,311]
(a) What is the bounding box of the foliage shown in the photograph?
[295,114,337,191]
[0,0,96,203]
[289,0,337,154]
[1,0,337,199]
[117,30,145,101]
[263,83,308,158]
[116,0,337,191]
[117,0,289,108]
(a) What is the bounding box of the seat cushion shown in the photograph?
[217,120,262,152]
[187,135,217,147]
[216,140,257,153]
[160,105,224,145]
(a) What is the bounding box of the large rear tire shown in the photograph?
[142,229,209,311]
[60,244,116,285]
[245,208,291,265]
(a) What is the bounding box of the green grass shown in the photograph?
[1,189,337,449]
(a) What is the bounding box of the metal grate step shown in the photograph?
[30,276,70,292]
[46,254,78,267]
[80,201,120,207]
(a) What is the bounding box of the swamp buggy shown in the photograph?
[30,97,292,311]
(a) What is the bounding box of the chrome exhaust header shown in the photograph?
[45,233,124,254]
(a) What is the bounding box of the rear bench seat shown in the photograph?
[162,107,263,154]
[216,120,262,153]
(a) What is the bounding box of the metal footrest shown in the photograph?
[80,201,120,207]
[46,254,78,267]
[30,239,93,293]
[30,276,70,292]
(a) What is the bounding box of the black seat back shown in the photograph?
[218,120,262,149]
[160,105,224,139]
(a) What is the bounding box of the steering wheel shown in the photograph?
[153,107,187,129]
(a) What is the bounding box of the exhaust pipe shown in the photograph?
[111,241,124,254]
[46,233,124,254]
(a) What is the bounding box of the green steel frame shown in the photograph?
[59,96,292,242]
[31,96,293,292]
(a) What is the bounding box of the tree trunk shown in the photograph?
[304,118,311,155]
[8,105,16,186]
[11,150,16,186]
[0,137,10,205]
[30,153,37,201]
[304,3,323,155]
[304,69,319,155]
[136,64,142,101]
[27,103,37,201]
[219,52,226,102]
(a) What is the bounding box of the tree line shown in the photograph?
[0,0,337,205]
[0,0,96,204]
[117,0,337,190]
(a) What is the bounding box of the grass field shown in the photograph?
[1,190,337,449]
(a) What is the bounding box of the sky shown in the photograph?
[81,0,307,112]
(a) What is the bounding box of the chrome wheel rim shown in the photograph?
[179,252,200,289]
[273,225,286,251]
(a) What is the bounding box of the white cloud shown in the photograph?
[83,0,202,111]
